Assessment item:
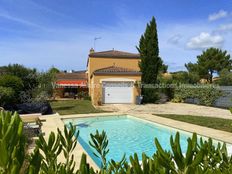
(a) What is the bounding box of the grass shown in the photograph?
[155,114,232,133]
[50,100,105,115]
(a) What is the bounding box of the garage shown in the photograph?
[102,81,133,104]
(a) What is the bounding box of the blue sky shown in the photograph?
[0,0,232,72]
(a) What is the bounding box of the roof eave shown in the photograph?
[89,55,140,59]
[93,72,142,75]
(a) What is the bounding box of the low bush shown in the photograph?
[142,88,159,103]
[77,91,89,99]
[0,74,23,102]
[172,85,222,106]
[0,86,15,106]
[84,95,91,101]
[1,110,232,174]
[171,71,200,84]
[217,69,232,86]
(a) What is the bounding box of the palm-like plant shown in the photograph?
[1,110,232,174]
[89,130,109,169]
[0,111,25,174]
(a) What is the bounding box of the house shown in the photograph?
[55,71,88,98]
[87,48,141,105]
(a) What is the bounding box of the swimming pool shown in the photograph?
[63,115,231,167]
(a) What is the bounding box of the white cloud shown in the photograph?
[186,32,224,49]
[167,34,182,45]
[217,23,232,32]
[208,10,228,21]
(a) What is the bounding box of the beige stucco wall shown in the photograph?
[90,74,141,105]
[87,57,140,91]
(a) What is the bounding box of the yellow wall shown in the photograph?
[90,74,141,105]
[87,56,141,105]
[87,57,140,87]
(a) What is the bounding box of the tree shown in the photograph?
[48,66,60,74]
[185,48,232,83]
[4,64,38,91]
[218,68,232,86]
[137,17,165,102]
[137,17,163,84]
[33,67,60,100]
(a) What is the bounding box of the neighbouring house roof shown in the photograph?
[56,71,87,80]
[89,50,140,58]
[93,66,142,75]
[56,71,87,87]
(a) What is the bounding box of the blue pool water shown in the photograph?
[63,115,225,167]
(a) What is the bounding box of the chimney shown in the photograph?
[90,48,95,54]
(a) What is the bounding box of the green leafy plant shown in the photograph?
[0,111,25,174]
[0,75,24,103]
[172,84,222,106]
[35,131,63,173]
[35,124,79,174]
[58,124,79,173]
[1,110,232,174]
[89,130,109,169]
[0,87,15,106]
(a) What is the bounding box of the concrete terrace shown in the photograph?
[40,110,232,169]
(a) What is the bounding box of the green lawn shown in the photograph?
[50,100,105,115]
[154,114,232,133]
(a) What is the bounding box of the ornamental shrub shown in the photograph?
[1,111,232,174]
[0,75,23,102]
[142,88,160,103]
[0,86,15,106]
[172,84,222,106]
[217,68,232,86]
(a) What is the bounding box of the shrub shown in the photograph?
[157,72,200,101]
[4,64,38,91]
[84,95,91,101]
[0,87,15,106]
[158,75,175,99]
[77,91,88,99]
[0,74,23,101]
[1,111,232,173]
[217,69,232,86]
[172,84,222,106]
[142,88,159,103]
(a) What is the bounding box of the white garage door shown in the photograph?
[103,82,133,104]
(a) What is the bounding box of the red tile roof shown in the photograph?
[89,50,140,58]
[93,66,141,75]
[56,71,87,80]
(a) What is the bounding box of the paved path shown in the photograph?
[97,102,232,119]
[40,113,99,170]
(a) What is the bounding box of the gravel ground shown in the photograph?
[97,102,232,119]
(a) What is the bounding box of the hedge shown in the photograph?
[172,84,222,106]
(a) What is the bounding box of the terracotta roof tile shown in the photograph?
[93,66,141,75]
[56,71,87,80]
[89,50,140,58]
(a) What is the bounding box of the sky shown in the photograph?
[0,0,232,72]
